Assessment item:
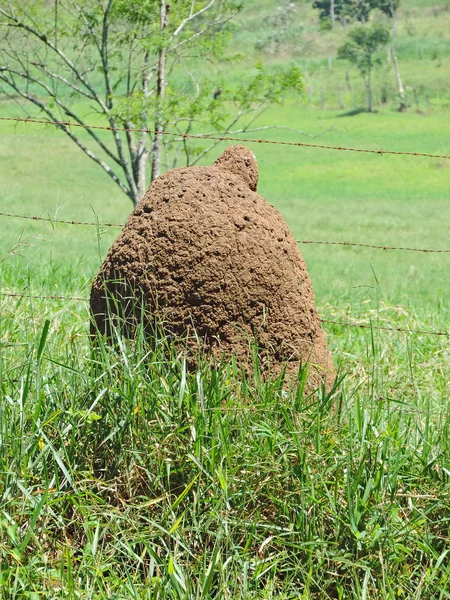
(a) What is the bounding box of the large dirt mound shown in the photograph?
[90,145,335,391]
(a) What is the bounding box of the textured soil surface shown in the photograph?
[90,145,335,391]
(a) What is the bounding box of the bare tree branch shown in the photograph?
[172,0,218,37]
[0,71,133,200]
[0,64,124,167]
[172,10,234,53]
[0,0,303,208]
[72,0,137,198]
[29,61,97,101]
[0,6,109,112]
[188,110,243,166]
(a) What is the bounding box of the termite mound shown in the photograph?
[90,145,335,391]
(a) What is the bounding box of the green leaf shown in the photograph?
[36,319,50,362]
[170,474,199,512]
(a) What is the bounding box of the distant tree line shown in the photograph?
[324,0,405,112]
[313,0,399,26]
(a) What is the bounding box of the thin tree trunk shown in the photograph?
[390,2,406,111]
[367,72,372,112]
[128,133,148,203]
[330,0,335,28]
[151,1,170,182]
[392,47,405,111]
[130,49,154,203]
[136,155,148,199]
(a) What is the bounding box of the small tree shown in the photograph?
[254,2,298,54]
[337,24,390,111]
[0,1,303,207]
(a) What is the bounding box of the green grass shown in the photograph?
[1,0,450,596]
[1,306,449,598]
[2,104,450,315]
[236,0,450,110]
[1,104,450,597]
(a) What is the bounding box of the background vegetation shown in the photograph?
[1,0,449,597]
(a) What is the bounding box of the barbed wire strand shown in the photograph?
[2,210,450,254]
[1,291,87,302]
[320,318,450,337]
[297,239,450,253]
[0,211,123,228]
[1,291,449,337]
[1,116,450,161]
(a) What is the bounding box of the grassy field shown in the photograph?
[2,104,450,315]
[237,0,450,110]
[1,0,449,597]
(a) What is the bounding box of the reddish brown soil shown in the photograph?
[90,145,335,391]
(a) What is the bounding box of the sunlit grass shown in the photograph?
[1,291,449,598]
[1,0,449,596]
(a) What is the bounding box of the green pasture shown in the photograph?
[1,102,450,319]
[1,0,449,596]
[237,0,450,110]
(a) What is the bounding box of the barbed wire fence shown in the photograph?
[2,211,450,254]
[2,116,450,161]
[1,290,448,338]
[1,115,450,340]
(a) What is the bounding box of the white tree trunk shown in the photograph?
[390,1,406,111]
[135,153,149,201]
[151,1,169,182]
